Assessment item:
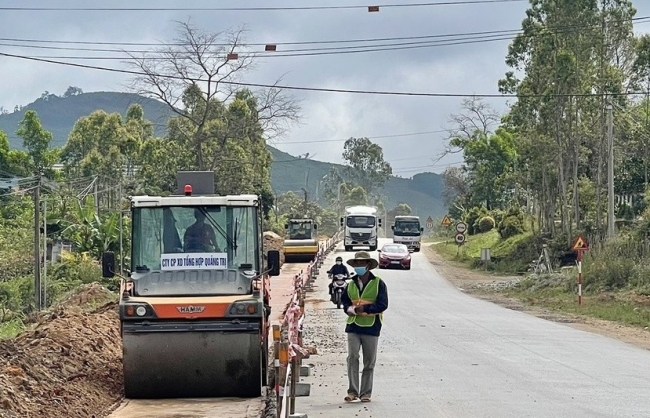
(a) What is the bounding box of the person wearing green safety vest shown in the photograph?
[341,251,388,403]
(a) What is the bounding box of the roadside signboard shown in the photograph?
[426,215,434,229]
[456,222,467,234]
[455,233,465,245]
[571,234,589,306]
[571,234,589,253]
[440,215,452,227]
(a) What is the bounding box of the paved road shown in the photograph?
[296,239,650,417]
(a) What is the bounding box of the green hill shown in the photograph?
[268,147,445,218]
[0,91,446,218]
[1,91,172,146]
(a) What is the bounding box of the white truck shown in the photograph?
[391,215,423,252]
[341,205,382,252]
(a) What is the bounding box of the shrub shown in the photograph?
[497,206,526,239]
[465,206,488,235]
[490,209,506,227]
[498,216,524,239]
[478,216,495,233]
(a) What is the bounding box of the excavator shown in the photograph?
[283,218,319,262]
[101,171,281,399]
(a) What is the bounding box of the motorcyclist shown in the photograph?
[327,256,350,300]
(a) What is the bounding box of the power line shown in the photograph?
[3,16,648,59]
[392,162,456,174]
[0,32,518,55]
[0,1,526,12]
[4,11,648,49]
[0,28,524,47]
[0,50,646,99]
[280,129,447,144]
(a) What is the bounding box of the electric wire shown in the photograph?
[0,1,526,12]
[1,50,647,99]
[281,129,448,144]
[1,16,647,59]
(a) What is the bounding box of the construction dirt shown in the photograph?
[0,283,122,418]
[425,244,650,351]
[0,256,307,418]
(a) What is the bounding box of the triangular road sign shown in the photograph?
[441,215,452,227]
[571,234,589,251]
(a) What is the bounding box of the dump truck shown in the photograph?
[341,205,381,251]
[391,215,424,252]
[283,218,319,262]
[101,171,281,399]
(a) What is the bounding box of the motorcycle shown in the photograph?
[332,273,348,309]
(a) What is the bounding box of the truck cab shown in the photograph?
[391,215,424,252]
[341,205,382,252]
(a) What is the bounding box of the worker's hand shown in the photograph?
[346,306,356,316]
[354,305,365,314]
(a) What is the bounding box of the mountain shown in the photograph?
[0,91,446,218]
[1,92,173,146]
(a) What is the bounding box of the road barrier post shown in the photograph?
[278,341,289,418]
[577,251,583,306]
[289,354,298,414]
[273,325,281,416]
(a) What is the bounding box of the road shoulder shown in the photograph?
[424,243,650,351]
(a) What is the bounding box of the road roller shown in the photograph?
[101,171,281,399]
[283,218,319,262]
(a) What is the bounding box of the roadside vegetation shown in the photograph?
[431,1,650,330]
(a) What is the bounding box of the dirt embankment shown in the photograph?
[0,284,122,418]
[424,244,650,351]
[263,231,285,265]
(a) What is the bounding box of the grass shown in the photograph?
[0,318,25,340]
[499,279,650,329]
[432,229,534,273]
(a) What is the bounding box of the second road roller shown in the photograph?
[283,218,320,262]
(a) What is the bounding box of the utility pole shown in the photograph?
[607,100,615,239]
[94,177,99,215]
[33,176,41,310]
[119,182,124,275]
[43,198,47,308]
[337,182,345,219]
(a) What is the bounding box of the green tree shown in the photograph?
[445,99,518,210]
[342,137,392,195]
[497,0,637,238]
[127,22,299,214]
[16,110,58,177]
[61,105,153,208]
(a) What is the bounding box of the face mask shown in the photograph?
[336,261,342,265]
[354,266,368,276]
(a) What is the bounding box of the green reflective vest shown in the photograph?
[346,276,383,327]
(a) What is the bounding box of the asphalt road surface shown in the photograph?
[296,239,650,418]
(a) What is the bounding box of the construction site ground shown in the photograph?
[425,243,650,351]
[0,261,309,418]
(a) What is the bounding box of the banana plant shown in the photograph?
[60,196,121,258]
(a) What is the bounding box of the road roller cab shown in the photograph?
[101,171,281,399]
[283,218,319,262]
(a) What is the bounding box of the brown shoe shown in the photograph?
[360,395,371,402]
[344,393,358,402]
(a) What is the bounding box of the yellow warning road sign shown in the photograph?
[441,215,452,227]
[571,234,589,252]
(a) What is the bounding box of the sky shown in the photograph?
[1,0,649,178]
